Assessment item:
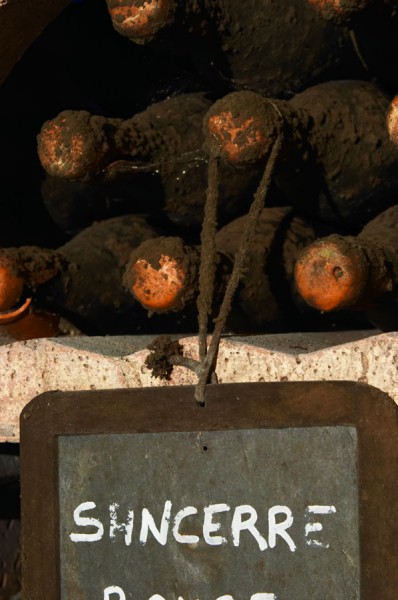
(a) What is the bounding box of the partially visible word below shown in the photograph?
[104,591,277,600]
[70,501,337,551]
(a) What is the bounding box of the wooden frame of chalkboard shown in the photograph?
[20,381,397,599]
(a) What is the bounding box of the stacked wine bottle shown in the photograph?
[3,0,398,339]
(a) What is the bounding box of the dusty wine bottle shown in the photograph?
[306,0,374,22]
[308,0,398,90]
[205,79,398,228]
[294,204,398,330]
[37,92,262,230]
[105,0,365,97]
[123,207,359,332]
[0,215,168,335]
[0,251,68,340]
[37,92,211,180]
[387,95,398,145]
[124,236,204,313]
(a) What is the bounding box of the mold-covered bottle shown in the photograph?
[105,0,366,97]
[205,80,398,229]
[387,95,398,145]
[308,0,398,91]
[0,215,167,334]
[294,204,398,330]
[37,92,261,231]
[123,206,362,332]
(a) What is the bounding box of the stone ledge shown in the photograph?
[0,329,396,442]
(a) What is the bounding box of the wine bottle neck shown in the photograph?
[358,206,398,298]
[0,247,66,289]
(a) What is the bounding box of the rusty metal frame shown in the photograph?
[20,381,398,599]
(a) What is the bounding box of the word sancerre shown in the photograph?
[70,501,337,551]
[104,591,277,600]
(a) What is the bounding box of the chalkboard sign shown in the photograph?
[20,382,398,600]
